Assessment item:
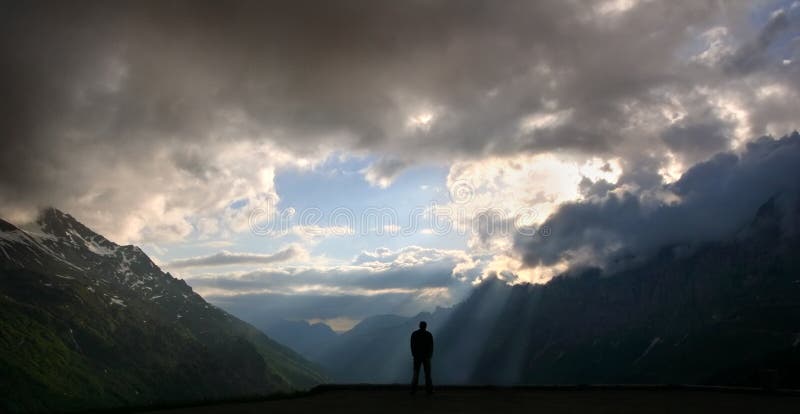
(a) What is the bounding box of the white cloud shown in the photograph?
[692,26,734,66]
[289,224,355,240]
[362,158,411,189]
[440,153,620,246]
[189,245,476,295]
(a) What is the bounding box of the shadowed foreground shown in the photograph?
[139,385,800,414]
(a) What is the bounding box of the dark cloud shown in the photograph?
[362,158,411,188]
[578,177,616,199]
[724,9,792,75]
[661,118,731,164]
[515,131,800,269]
[0,1,763,215]
[1,0,798,250]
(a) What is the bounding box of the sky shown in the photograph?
[2,0,800,331]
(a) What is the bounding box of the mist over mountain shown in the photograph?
[0,209,324,413]
[515,131,800,274]
[452,193,800,387]
[267,192,800,387]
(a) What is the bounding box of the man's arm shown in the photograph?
[428,333,434,358]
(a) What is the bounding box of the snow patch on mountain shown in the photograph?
[109,297,126,307]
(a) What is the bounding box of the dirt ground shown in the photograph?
[139,385,800,414]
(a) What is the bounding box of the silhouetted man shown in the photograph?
[410,320,433,395]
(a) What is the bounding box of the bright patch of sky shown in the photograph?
[145,154,467,272]
[272,156,467,259]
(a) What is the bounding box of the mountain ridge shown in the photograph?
[0,208,325,413]
[444,192,800,386]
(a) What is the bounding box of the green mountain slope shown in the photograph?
[0,209,325,413]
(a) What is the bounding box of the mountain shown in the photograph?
[0,208,325,413]
[260,320,339,360]
[437,192,800,387]
[292,193,800,387]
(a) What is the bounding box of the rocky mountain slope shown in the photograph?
[437,192,800,387]
[0,208,325,413]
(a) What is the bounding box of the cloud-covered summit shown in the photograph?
[515,131,800,272]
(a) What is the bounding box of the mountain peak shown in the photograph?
[36,207,82,231]
[1,210,324,410]
[0,218,19,232]
[34,207,117,247]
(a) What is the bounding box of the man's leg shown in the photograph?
[423,358,433,394]
[411,358,421,394]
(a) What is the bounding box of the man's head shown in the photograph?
[419,321,427,330]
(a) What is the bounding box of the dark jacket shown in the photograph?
[410,329,434,359]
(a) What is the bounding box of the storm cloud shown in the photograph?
[515,132,800,270]
[1,1,800,319]
[2,1,798,243]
